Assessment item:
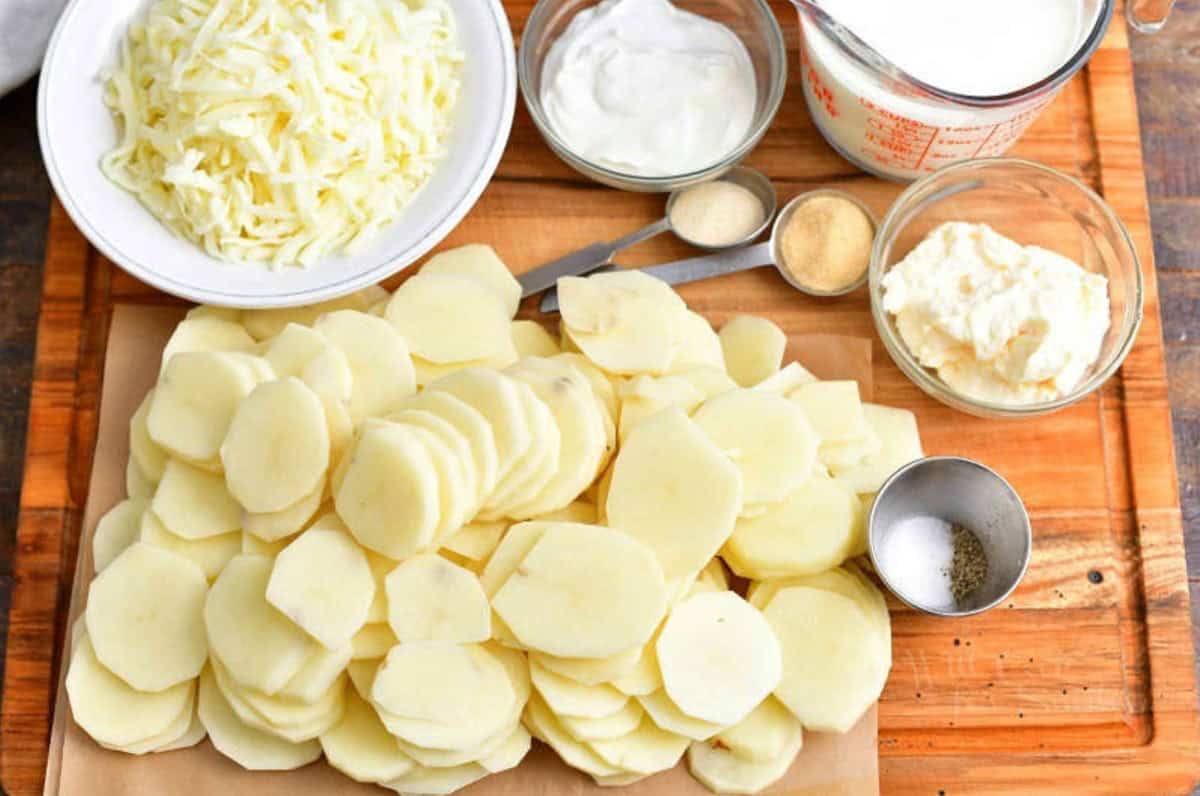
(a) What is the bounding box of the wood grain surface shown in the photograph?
[1,1,1199,794]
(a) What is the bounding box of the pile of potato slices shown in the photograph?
[72,246,924,795]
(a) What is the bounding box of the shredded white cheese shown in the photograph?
[101,0,463,268]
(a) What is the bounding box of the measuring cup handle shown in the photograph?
[639,242,774,287]
[518,217,672,298]
[1126,0,1174,33]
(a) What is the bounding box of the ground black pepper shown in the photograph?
[944,524,987,605]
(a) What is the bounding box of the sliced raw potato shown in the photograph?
[66,635,194,748]
[242,480,324,543]
[698,559,729,590]
[687,713,804,795]
[719,315,786,388]
[610,635,663,697]
[279,642,353,704]
[589,716,690,775]
[154,710,207,753]
[383,762,490,795]
[321,688,415,783]
[606,408,742,581]
[315,310,416,421]
[96,688,193,755]
[363,548,397,623]
[670,310,726,372]
[385,553,490,643]
[849,493,874,558]
[530,661,629,719]
[673,366,739,401]
[240,287,389,340]
[390,416,475,538]
[395,720,515,768]
[148,351,258,464]
[372,642,515,750]
[533,646,643,687]
[92,497,147,573]
[480,521,553,596]
[198,667,322,771]
[554,352,621,422]
[441,522,506,563]
[752,361,817,394]
[534,501,597,524]
[346,659,380,700]
[160,317,255,374]
[351,623,397,660]
[263,323,328,378]
[86,542,208,692]
[558,271,685,375]
[227,352,277,384]
[398,389,500,503]
[560,698,643,741]
[833,403,924,494]
[637,690,724,741]
[301,346,354,405]
[335,422,440,559]
[266,526,375,648]
[125,458,154,500]
[186,304,241,323]
[386,273,511,364]
[139,511,240,581]
[656,591,781,726]
[712,697,802,764]
[493,523,667,658]
[482,380,561,517]
[821,433,883,473]
[212,657,345,741]
[152,458,241,540]
[724,471,859,578]
[618,375,705,444]
[419,244,521,318]
[205,554,315,695]
[242,532,291,557]
[480,724,532,773]
[427,368,532,484]
[324,396,355,472]
[762,586,888,733]
[221,378,330,513]
[692,389,818,506]
[410,343,519,388]
[512,319,560,358]
[790,380,871,445]
[129,390,168,483]
[523,694,622,778]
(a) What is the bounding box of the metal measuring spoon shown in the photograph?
[539,189,876,313]
[518,167,777,299]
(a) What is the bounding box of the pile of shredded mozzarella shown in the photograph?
[101,0,463,268]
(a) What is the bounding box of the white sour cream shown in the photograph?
[540,0,756,177]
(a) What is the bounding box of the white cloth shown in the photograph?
[0,0,69,96]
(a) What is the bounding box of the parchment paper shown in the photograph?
[46,305,881,796]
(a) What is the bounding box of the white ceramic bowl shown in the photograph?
[38,0,516,308]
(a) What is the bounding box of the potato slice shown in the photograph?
[752,361,817,394]
[67,634,194,748]
[724,471,859,578]
[385,553,490,644]
[712,697,802,764]
[242,480,324,543]
[315,310,416,421]
[372,642,515,751]
[533,501,598,524]
[240,287,389,340]
[93,497,147,573]
[242,532,290,557]
[790,380,871,445]
[533,646,643,686]
[617,375,706,444]
[493,523,666,658]
[558,271,685,375]
[149,351,259,465]
[389,414,477,535]
[479,521,552,596]
[637,690,724,741]
[185,305,241,323]
[262,323,328,378]
[560,698,643,742]
[160,317,255,374]
[762,586,888,732]
[523,694,622,778]
[441,521,506,563]
[480,724,532,773]
[656,591,781,726]
[321,688,415,783]
[139,511,239,581]
[86,542,208,692]
[692,389,818,507]
[383,762,490,795]
[96,692,193,756]
[211,656,345,741]
[335,423,440,559]
[820,433,883,473]
[301,346,354,406]
[530,661,629,719]
[386,273,511,364]
[395,720,516,768]
[833,403,924,494]
[129,390,168,483]
[152,459,241,540]
[266,526,375,649]
[670,310,726,372]
[606,408,743,582]
[398,390,500,503]
[197,667,322,771]
[481,381,561,518]
[427,368,532,481]
[511,319,560,358]
[151,709,206,753]
[554,352,621,421]
[610,634,663,697]
[206,554,315,695]
[687,713,804,795]
[351,623,397,660]
[125,458,154,500]
[590,715,690,775]
[221,378,330,514]
[719,316,786,388]
[419,244,521,318]
[279,641,353,705]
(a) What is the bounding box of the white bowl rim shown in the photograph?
[37,0,517,309]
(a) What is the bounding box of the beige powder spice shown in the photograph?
[779,195,875,292]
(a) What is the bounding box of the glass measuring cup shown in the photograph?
[793,0,1116,181]
[518,167,777,298]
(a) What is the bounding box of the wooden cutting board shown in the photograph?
[3,1,1198,793]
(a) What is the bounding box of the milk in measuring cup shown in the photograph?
[800,0,1102,180]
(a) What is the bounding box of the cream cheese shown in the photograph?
[881,222,1110,405]
[539,0,756,178]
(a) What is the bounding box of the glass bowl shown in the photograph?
[869,158,1144,418]
[518,0,787,192]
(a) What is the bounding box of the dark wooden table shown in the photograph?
[0,5,1198,790]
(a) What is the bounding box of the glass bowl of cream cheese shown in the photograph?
[519,0,787,192]
[869,158,1143,418]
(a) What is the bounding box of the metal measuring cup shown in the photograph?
[539,188,876,313]
[519,167,777,299]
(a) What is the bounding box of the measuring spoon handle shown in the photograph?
[518,217,672,298]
